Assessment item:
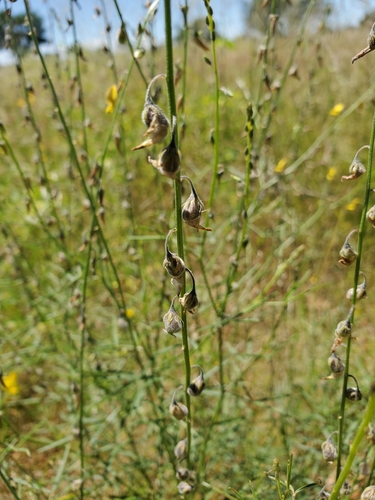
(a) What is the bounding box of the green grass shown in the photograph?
[1,2,375,498]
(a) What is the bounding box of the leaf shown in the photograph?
[204,56,212,66]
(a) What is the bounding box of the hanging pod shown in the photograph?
[163,228,186,281]
[181,176,212,232]
[321,431,338,463]
[148,116,181,180]
[179,268,199,314]
[341,145,369,181]
[345,374,363,402]
[361,485,375,500]
[163,296,183,337]
[132,74,170,151]
[187,365,205,396]
[169,386,188,421]
[335,305,354,340]
[322,352,345,380]
[346,271,367,301]
[338,229,358,266]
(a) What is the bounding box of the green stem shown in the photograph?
[336,108,375,478]
[331,384,375,499]
[164,0,191,467]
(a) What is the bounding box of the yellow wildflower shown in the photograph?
[346,197,361,211]
[329,103,345,117]
[326,167,337,181]
[1,371,19,395]
[274,158,287,173]
[105,85,118,113]
[126,308,135,319]
[17,98,26,107]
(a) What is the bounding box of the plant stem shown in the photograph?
[331,383,375,499]
[164,0,191,467]
[336,108,375,479]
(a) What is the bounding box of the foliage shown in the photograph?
[0,0,375,499]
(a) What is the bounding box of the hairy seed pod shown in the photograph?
[340,481,351,496]
[132,74,170,150]
[346,272,367,301]
[367,205,375,229]
[179,268,199,314]
[345,374,362,402]
[163,296,183,337]
[177,481,193,494]
[361,485,375,500]
[317,487,331,499]
[148,116,181,180]
[169,386,188,420]
[181,176,212,232]
[174,438,187,459]
[342,146,369,181]
[176,468,190,481]
[339,229,358,266]
[323,352,345,379]
[187,365,206,396]
[321,431,338,463]
[163,228,186,279]
[335,305,354,340]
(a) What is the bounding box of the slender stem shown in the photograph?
[336,109,375,479]
[164,0,191,467]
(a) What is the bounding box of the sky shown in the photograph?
[1,0,375,65]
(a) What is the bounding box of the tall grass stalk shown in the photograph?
[336,108,375,479]
[164,0,192,466]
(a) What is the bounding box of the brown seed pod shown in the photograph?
[181,176,212,232]
[169,386,188,421]
[339,229,358,266]
[341,145,369,181]
[132,74,170,151]
[187,365,205,396]
[179,268,199,314]
[361,485,375,500]
[163,296,183,337]
[321,431,338,463]
[163,228,186,280]
[346,271,367,301]
[148,115,181,180]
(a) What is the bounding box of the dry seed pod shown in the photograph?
[367,205,375,228]
[163,228,186,279]
[176,468,190,481]
[177,481,193,494]
[148,116,181,180]
[179,268,199,314]
[345,374,362,402]
[341,145,369,181]
[339,229,358,266]
[321,431,338,463]
[340,481,351,496]
[352,23,375,64]
[187,365,205,396]
[181,176,212,232]
[335,306,354,340]
[317,487,331,499]
[322,352,345,379]
[163,296,183,337]
[346,272,367,301]
[169,386,188,420]
[174,438,187,459]
[361,485,375,500]
[132,74,170,151]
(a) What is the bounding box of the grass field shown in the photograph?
[1,1,375,499]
